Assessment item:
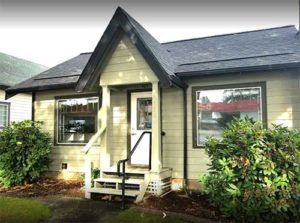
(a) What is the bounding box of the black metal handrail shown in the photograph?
[117,131,152,209]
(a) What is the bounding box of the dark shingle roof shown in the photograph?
[122,9,176,77]
[6,8,300,94]
[163,26,300,76]
[0,52,47,88]
[7,53,90,92]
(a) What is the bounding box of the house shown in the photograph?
[0,52,47,128]
[6,7,300,201]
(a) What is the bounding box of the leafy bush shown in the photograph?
[200,118,300,222]
[80,167,100,187]
[0,121,52,187]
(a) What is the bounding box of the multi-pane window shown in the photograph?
[193,83,265,147]
[56,96,99,144]
[0,102,9,128]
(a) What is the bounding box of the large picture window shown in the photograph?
[192,83,266,147]
[56,96,99,144]
[0,102,10,129]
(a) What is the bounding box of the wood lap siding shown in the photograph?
[162,69,300,180]
[162,88,184,178]
[0,90,32,123]
[100,35,158,166]
[109,91,128,165]
[100,36,158,86]
[35,89,101,173]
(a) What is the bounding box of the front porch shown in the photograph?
[82,82,172,202]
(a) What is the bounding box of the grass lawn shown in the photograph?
[107,209,189,223]
[0,196,50,223]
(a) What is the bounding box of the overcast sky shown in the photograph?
[0,0,299,67]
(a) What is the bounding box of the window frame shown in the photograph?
[54,94,100,146]
[192,82,267,148]
[0,101,10,129]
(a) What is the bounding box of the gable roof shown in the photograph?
[6,8,300,95]
[75,7,186,92]
[0,52,47,89]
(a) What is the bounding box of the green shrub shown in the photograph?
[200,118,300,222]
[0,120,52,187]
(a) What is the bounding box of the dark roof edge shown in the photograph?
[176,62,300,77]
[80,52,93,55]
[162,25,296,45]
[0,85,10,90]
[120,11,187,88]
[35,74,81,80]
[6,82,76,95]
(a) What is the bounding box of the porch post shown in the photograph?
[100,85,111,169]
[151,82,162,172]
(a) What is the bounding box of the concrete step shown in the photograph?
[88,188,140,197]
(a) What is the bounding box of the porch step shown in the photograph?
[101,166,149,175]
[101,166,149,179]
[88,188,140,197]
[94,178,144,185]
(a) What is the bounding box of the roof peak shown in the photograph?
[75,6,187,91]
[163,25,296,45]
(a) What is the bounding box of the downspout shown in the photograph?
[182,87,188,191]
[32,92,36,122]
[171,79,188,191]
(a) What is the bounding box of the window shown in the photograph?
[137,98,152,130]
[192,83,266,147]
[56,96,99,144]
[0,102,9,128]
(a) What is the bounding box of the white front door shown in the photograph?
[130,92,152,166]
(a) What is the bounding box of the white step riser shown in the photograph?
[94,178,144,184]
[88,188,139,197]
[101,172,146,179]
[95,180,142,191]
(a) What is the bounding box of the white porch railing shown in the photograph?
[82,107,106,199]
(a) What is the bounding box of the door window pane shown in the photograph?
[137,98,152,130]
[57,97,98,144]
[196,86,262,146]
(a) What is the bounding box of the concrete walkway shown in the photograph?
[38,196,122,223]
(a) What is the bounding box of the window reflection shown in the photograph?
[137,98,152,130]
[196,87,262,146]
[57,97,98,144]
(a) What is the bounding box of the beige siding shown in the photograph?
[100,35,159,165]
[100,36,158,86]
[162,88,184,178]
[162,69,300,180]
[35,89,101,173]
[34,35,159,174]
[0,90,32,123]
[109,91,128,164]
